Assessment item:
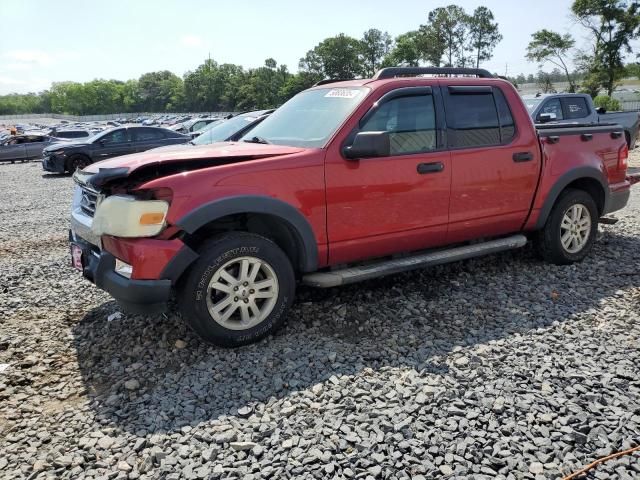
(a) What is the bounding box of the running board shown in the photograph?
[302,234,528,288]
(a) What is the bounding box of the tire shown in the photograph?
[534,188,598,265]
[177,232,295,347]
[66,154,91,173]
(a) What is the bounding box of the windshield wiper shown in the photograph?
[243,136,270,144]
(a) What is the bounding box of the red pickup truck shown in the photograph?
[69,67,632,347]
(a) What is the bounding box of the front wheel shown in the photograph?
[177,233,295,347]
[66,154,91,173]
[535,189,598,265]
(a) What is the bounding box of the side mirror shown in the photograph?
[596,106,606,114]
[344,131,390,160]
[538,112,557,123]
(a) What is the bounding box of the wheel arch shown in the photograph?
[534,167,608,230]
[174,195,319,274]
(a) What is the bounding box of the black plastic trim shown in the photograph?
[448,86,492,94]
[160,244,199,283]
[373,67,493,79]
[175,195,319,272]
[605,189,630,215]
[536,124,623,137]
[87,167,130,189]
[534,167,609,229]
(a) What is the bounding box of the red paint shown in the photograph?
[97,76,630,278]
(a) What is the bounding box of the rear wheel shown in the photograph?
[66,154,91,173]
[177,233,295,347]
[535,189,598,265]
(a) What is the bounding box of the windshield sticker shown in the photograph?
[324,89,362,99]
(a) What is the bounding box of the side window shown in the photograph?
[133,128,165,141]
[447,92,500,148]
[494,88,516,143]
[101,129,128,144]
[562,97,589,120]
[360,95,437,155]
[539,98,564,120]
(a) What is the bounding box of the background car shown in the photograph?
[0,134,70,163]
[42,126,189,173]
[190,110,273,143]
[171,117,221,135]
[50,129,91,140]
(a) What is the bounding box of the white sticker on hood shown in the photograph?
[324,89,362,99]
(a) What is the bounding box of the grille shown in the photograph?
[80,187,98,217]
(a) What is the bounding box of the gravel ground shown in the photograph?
[1,152,640,480]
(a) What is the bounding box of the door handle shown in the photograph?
[512,152,533,162]
[417,162,444,174]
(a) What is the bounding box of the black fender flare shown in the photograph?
[534,166,609,230]
[173,195,319,273]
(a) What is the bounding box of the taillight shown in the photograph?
[618,144,628,171]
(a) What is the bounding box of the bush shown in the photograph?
[593,95,621,112]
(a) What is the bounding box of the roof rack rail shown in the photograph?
[313,78,354,86]
[372,67,494,80]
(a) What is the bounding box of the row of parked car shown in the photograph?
[0,110,271,168]
[40,110,272,173]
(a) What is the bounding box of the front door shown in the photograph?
[94,128,132,160]
[443,85,541,243]
[0,139,27,161]
[325,86,451,265]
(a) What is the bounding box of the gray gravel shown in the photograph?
[1,155,640,480]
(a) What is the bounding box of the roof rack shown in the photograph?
[313,78,354,86]
[372,67,494,80]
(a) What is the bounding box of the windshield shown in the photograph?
[523,98,543,112]
[240,87,369,148]
[192,113,262,145]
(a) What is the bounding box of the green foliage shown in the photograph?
[593,95,622,111]
[360,29,393,77]
[572,0,640,96]
[526,29,577,92]
[468,6,502,69]
[299,34,365,79]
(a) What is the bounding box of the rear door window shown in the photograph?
[445,89,500,148]
[561,97,590,120]
[360,94,437,155]
[131,128,165,142]
[100,129,129,144]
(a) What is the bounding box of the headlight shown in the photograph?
[91,195,169,238]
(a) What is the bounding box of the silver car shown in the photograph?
[0,134,68,163]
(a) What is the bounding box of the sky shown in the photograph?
[0,0,626,95]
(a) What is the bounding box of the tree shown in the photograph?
[299,34,364,79]
[526,30,577,92]
[427,5,469,67]
[360,29,393,77]
[138,71,183,112]
[384,31,425,67]
[536,71,555,93]
[572,0,640,96]
[468,7,502,69]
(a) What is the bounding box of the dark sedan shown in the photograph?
[0,134,70,163]
[42,126,190,173]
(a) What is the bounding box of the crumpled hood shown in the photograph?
[84,141,305,174]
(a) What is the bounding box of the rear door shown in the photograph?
[25,135,49,158]
[130,127,168,152]
[560,96,592,122]
[444,85,541,243]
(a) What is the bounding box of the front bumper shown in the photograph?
[71,232,172,314]
[42,154,66,173]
